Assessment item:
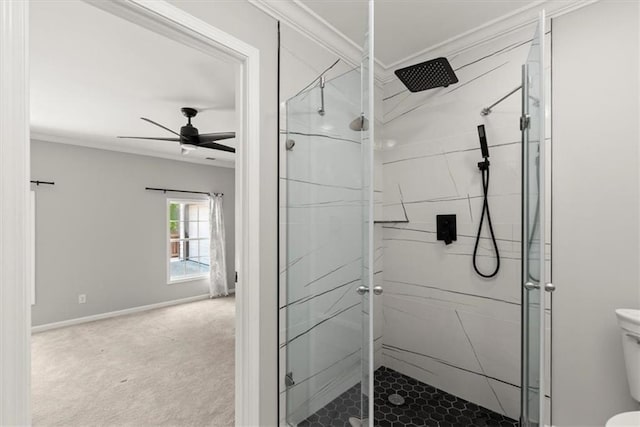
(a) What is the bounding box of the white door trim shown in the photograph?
[0,0,31,424]
[0,1,262,425]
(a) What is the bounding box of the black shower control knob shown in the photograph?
[436,214,457,245]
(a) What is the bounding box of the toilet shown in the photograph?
[607,309,640,427]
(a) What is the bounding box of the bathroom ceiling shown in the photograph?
[30,0,237,167]
[298,0,539,67]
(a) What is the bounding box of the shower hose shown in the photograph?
[472,163,501,278]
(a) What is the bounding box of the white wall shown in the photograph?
[552,1,640,425]
[30,141,235,327]
[378,24,552,420]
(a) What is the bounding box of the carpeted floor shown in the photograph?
[32,297,235,426]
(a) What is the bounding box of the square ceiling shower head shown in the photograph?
[394,57,459,92]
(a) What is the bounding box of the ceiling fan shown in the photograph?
[118,107,235,153]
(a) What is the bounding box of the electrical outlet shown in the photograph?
[78,294,86,304]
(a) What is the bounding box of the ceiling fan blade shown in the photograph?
[117,136,182,141]
[140,117,182,138]
[199,132,236,142]
[198,141,236,153]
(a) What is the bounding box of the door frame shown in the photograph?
[0,1,262,425]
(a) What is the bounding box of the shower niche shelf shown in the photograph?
[374,202,409,224]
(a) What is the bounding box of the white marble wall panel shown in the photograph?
[383,227,521,303]
[379,23,553,420]
[282,69,367,423]
[279,24,354,103]
[279,21,382,421]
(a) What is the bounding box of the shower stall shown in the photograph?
[280,3,551,426]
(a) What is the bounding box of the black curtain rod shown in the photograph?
[145,187,223,197]
[30,180,55,186]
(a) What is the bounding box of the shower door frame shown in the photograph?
[364,0,376,423]
[520,10,550,427]
[280,1,375,424]
[283,69,371,424]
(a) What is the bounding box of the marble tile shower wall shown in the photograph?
[379,26,551,420]
[278,23,386,425]
[279,24,355,424]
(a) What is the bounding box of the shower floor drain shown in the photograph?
[388,393,405,406]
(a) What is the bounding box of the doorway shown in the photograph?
[0,0,262,425]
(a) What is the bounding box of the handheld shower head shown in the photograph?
[477,125,489,159]
[473,124,500,278]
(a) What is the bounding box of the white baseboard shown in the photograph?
[32,294,211,334]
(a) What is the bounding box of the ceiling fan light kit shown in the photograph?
[117,107,236,153]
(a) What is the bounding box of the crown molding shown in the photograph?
[377,0,598,83]
[251,0,598,85]
[249,0,386,85]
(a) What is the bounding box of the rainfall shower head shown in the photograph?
[394,57,458,92]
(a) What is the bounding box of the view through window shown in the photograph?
[168,200,210,282]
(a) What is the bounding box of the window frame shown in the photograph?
[166,198,211,285]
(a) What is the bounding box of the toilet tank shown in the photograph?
[616,309,640,402]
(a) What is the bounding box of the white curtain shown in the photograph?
[209,194,228,297]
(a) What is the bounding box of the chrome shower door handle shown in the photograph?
[524,281,555,292]
[357,286,383,295]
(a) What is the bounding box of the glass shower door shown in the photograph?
[284,66,372,425]
[521,11,549,427]
[282,2,374,425]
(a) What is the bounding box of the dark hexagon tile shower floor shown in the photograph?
[299,366,518,427]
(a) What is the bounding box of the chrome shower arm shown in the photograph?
[480,84,522,116]
[317,76,325,116]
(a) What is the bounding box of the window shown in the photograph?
[168,199,210,283]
